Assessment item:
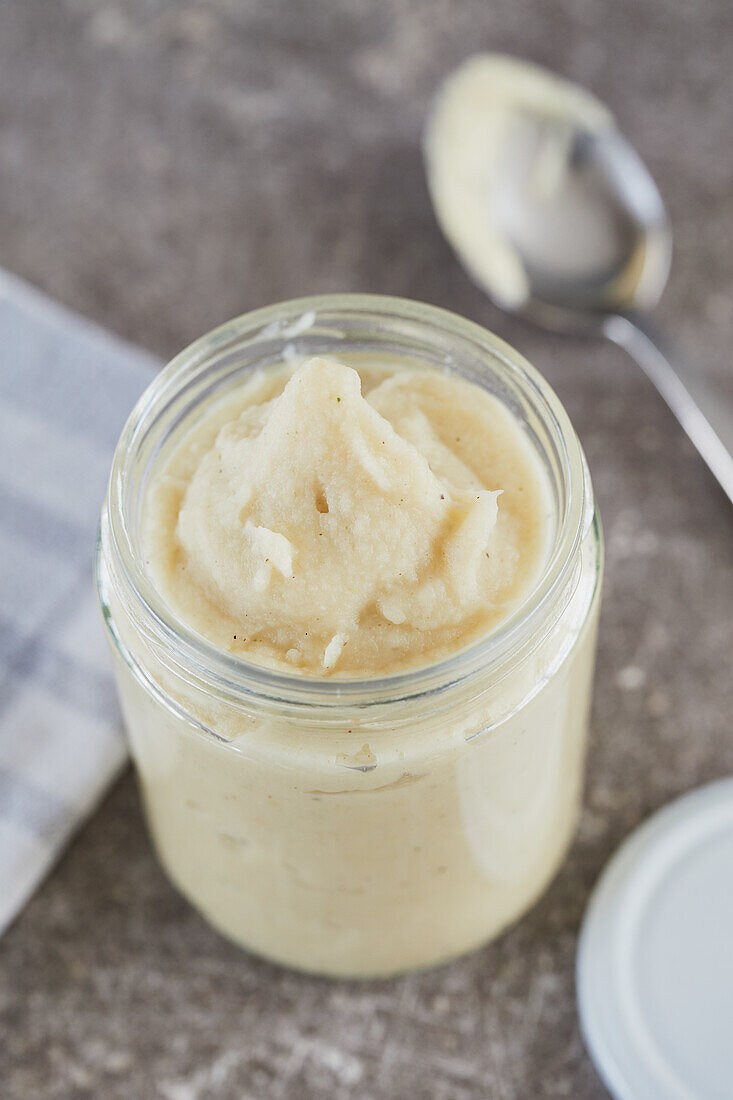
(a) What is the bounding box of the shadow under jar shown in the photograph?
[96,295,602,978]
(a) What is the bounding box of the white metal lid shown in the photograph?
[576,777,733,1100]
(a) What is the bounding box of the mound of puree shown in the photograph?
[143,356,551,675]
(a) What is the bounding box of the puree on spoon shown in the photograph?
[143,355,551,675]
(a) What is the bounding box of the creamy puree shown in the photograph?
[424,54,613,308]
[100,312,602,978]
[144,356,550,675]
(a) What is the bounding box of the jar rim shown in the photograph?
[102,293,590,709]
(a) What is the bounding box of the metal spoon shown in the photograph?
[427,89,733,504]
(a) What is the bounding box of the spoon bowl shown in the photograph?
[500,124,672,332]
[425,54,733,503]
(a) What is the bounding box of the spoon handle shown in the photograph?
[604,312,733,506]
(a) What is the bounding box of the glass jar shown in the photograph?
[96,295,602,978]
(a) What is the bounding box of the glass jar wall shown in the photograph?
[97,295,602,978]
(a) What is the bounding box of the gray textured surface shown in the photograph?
[1,1,732,1097]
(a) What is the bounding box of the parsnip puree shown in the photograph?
[100,302,602,977]
[143,356,551,675]
[424,54,613,309]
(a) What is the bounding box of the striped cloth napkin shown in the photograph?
[0,270,158,934]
